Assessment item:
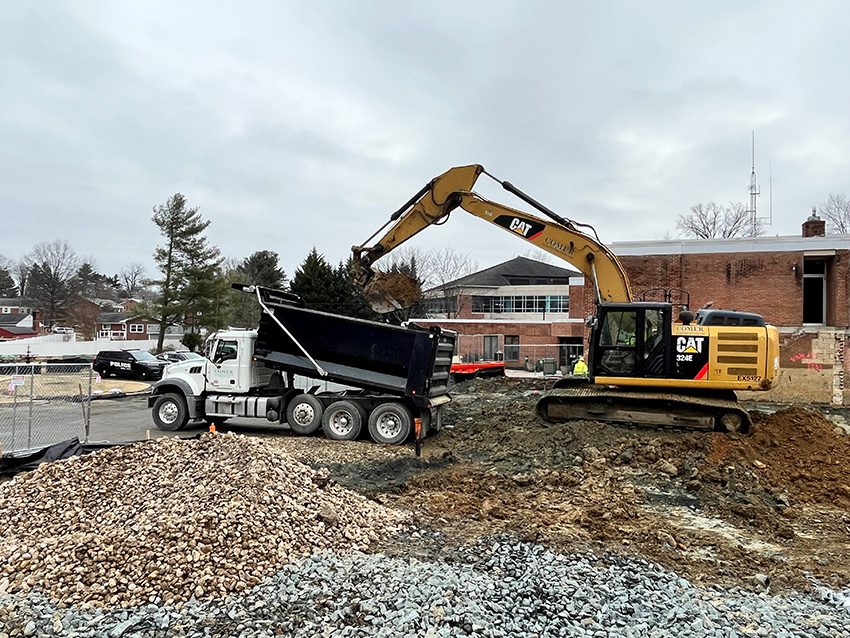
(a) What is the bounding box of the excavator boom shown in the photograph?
[352,164,632,311]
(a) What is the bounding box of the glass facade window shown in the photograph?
[471,295,569,314]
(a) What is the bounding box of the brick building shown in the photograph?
[413,257,587,371]
[414,213,850,403]
[610,212,850,404]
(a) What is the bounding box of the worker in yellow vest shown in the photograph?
[572,355,588,376]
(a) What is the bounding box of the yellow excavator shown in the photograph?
[352,164,780,432]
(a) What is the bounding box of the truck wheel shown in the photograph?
[321,400,363,441]
[368,403,413,445]
[152,393,189,431]
[286,394,323,435]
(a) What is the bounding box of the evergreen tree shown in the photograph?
[290,248,339,311]
[242,250,286,289]
[149,194,222,351]
[0,264,17,297]
[226,250,287,328]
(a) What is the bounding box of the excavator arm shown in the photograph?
[352,164,632,312]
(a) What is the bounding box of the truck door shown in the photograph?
[207,338,243,391]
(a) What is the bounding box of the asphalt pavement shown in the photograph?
[88,395,288,443]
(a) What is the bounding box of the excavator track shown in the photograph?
[536,385,751,433]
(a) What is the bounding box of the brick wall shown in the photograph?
[617,250,850,328]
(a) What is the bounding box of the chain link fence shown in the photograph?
[0,363,92,455]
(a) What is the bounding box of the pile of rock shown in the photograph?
[3,536,848,637]
[0,433,408,607]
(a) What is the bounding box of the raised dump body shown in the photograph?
[250,285,456,406]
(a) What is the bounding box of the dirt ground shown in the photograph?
[267,377,850,592]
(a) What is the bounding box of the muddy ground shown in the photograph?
[266,377,850,592]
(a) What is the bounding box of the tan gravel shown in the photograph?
[0,432,409,608]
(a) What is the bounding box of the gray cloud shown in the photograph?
[2,1,850,280]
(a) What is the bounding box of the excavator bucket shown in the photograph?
[361,270,422,314]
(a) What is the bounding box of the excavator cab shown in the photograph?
[589,303,672,379]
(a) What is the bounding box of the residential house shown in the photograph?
[96,312,183,341]
[0,310,40,341]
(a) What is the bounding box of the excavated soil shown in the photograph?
[276,377,850,592]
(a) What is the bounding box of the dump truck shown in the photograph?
[147,285,456,444]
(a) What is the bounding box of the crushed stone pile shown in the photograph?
[3,536,848,637]
[0,433,409,608]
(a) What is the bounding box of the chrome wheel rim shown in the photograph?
[158,401,179,425]
[376,413,402,439]
[328,409,354,436]
[292,403,315,425]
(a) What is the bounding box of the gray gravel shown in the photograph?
[1,536,848,637]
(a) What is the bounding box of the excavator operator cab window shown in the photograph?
[597,310,638,375]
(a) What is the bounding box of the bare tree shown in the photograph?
[13,257,31,298]
[27,240,80,325]
[820,193,850,234]
[119,262,147,297]
[676,202,764,239]
[419,247,478,318]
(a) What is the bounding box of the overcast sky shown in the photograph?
[3,1,850,280]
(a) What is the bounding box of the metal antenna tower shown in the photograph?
[746,131,761,232]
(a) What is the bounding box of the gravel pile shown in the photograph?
[0,433,408,607]
[1,536,847,637]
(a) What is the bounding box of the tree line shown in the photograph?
[10,187,847,348]
[676,192,850,239]
[0,193,476,350]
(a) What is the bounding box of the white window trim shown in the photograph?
[129,323,145,333]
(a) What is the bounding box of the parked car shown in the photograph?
[93,349,167,381]
[155,351,206,364]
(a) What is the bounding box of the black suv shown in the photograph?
[93,349,167,381]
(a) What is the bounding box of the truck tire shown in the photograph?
[321,400,364,441]
[152,393,189,431]
[368,403,413,445]
[286,394,323,435]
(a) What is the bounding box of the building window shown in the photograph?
[483,335,499,360]
[129,324,144,333]
[1,307,9,314]
[146,324,160,334]
[505,335,520,361]
[471,295,569,314]
[803,258,827,325]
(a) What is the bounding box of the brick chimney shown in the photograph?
[31,310,41,333]
[802,206,826,237]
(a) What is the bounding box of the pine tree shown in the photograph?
[150,194,222,351]
[0,265,17,297]
[290,248,339,311]
[226,251,287,328]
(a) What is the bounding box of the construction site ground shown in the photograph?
[263,376,850,593]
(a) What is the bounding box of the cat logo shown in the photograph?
[493,214,545,240]
[676,336,704,353]
[509,218,533,237]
